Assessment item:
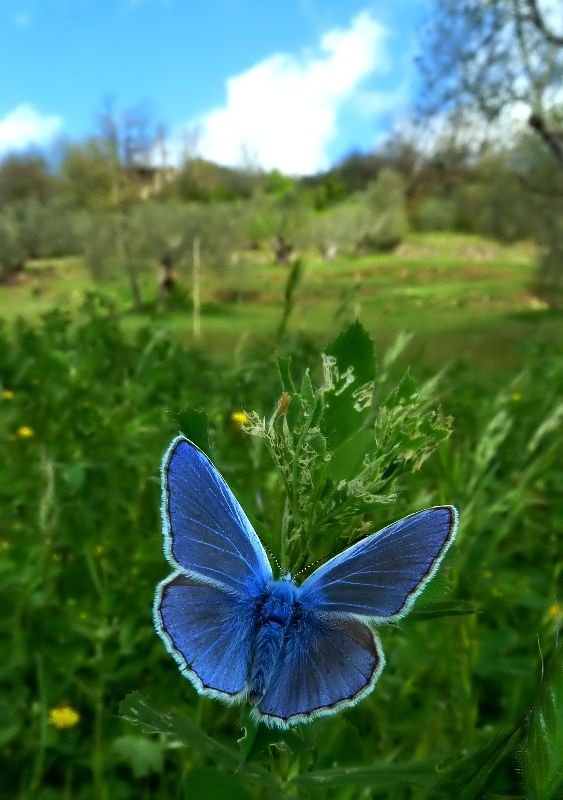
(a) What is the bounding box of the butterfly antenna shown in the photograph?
[265,545,282,573]
[294,555,325,579]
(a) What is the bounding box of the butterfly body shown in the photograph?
[154,435,459,728]
[249,579,296,703]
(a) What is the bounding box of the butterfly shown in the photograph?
[153,435,459,728]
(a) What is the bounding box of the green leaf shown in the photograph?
[521,640,563,800]
[277,356,295,395]
[290,760,437,790]
[112,735,165,778]
[175,408,212,458]
[119,692,238,767]
[322,321,376,450]
[433,725,520,799]
[238,706,305,765]
[185,768,254,800]
[407,600,477,621]
[277,258,304,337]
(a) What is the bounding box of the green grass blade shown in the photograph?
[433,724,521,799]
[407,600,477,621]
[521,640,563,800]
[119,691,239,767]
[290,761,437,790]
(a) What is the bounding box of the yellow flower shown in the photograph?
[231,411,249,427]
[2,390,14,400]
[94,544,105,557]
[17,426,34,439]
[48,706,80,729]
[511,392,522,402]
[548,603,560,621]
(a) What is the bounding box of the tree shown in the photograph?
[418,0,563,163]
[60,139,118,210]
[418,0,563,296]
[0,153,51,204]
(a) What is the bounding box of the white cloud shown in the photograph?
[0,104,62,154]
[178,11,391,175]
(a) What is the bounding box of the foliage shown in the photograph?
[0,297,561,798]
[0,153,52,204]
[174,158,258,203]
[521,639,563,800]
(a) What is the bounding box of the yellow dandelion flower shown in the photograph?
[231,410,249,427]
[48,706,80,729]
[2,390,14,400]
[548,603,560,621]
[17,426,34,439]
[511,392,522,402]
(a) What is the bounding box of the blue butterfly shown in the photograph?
[153,436,458,728]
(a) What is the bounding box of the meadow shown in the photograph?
[0,233,562,799]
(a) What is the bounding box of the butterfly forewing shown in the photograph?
[162,436,272,595]
[298,506,458,621]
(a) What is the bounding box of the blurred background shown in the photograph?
[0,1,562,798]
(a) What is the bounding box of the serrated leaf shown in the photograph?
[322,321,376,450]
[522,640,563,800]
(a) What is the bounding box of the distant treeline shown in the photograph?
[0,117,562,303]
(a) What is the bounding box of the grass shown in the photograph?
[3,234,561,375]
[0,234,562,799]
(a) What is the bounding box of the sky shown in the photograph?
[0,0,426,174]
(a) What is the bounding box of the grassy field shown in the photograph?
[0,233,562,799]
[3,233,562,373]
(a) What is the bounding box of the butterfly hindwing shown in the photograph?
[255,611,384,727]
[298,506,458,621]
[154,572,257,700]
[162,436,272,596]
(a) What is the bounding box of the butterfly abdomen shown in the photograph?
[248,581,296,704]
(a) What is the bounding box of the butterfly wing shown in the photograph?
[154,572,257,700]
[161,435,272,595]
[298,506,458,621]
[255,610,384,727]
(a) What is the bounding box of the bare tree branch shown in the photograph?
[529,112,563,163]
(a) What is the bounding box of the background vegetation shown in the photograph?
[1,1,563,796]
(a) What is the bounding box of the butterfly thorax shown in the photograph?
[248,579,298,704]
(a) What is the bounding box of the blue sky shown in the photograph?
[0,0,425,173]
